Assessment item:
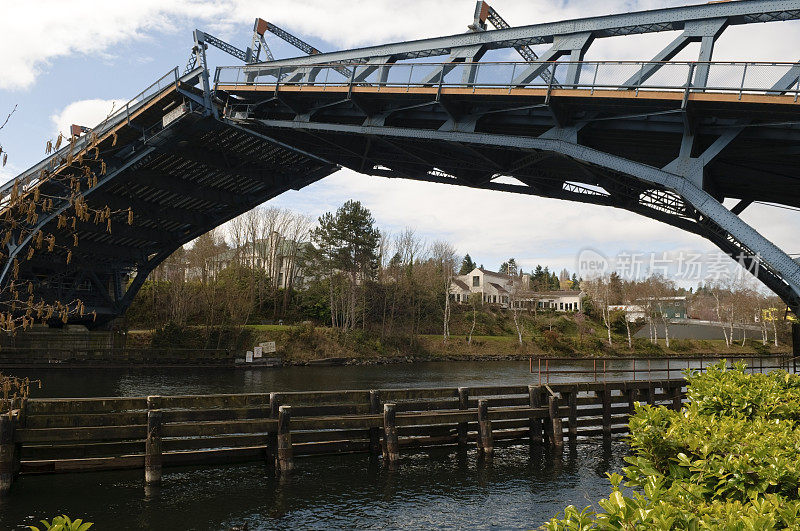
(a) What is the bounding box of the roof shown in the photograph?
[451,278,470,290]
[488,282,509,293]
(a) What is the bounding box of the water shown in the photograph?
[8,356,781,399]
[0,358,782,529]
[4,440,625,530]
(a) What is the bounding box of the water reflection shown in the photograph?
[6,357,785,399]
[2,440,628,530]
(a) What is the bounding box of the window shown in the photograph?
[559,302,564,310]
[472,276,480,287]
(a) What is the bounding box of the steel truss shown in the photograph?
[5,0,800,326]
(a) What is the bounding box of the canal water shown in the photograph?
[0,358,781,530]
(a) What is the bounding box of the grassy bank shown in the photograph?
[127,309,790,364]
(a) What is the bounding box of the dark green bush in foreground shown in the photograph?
[545,362,800,529]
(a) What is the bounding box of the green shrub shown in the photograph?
[545,363,800,529]
[29,515,92,531]
[632,338,662,354]
[669,338,694,352]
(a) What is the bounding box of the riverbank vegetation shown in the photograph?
[545,363,800,529]
[125,201,793,360]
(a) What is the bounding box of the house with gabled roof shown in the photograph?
[449,267,583,311]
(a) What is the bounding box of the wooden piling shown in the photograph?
[626,387,639,414]
[601,388,612,438]
[145,396,162,484]
[369,390,381,455]
[383,403,399,463]
[276,405,293,472]
[268,392,280,463]
[548,395,563,449]
[0,414,17,495]
[457,387,469,447]
[671,383,683,411]
[528,385,544,444]
[566,387,578,441]
[476,399,493,456]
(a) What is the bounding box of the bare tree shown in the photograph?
[430,240,457,342]
[584,275,613,346]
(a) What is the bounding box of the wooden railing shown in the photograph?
[529,354,795,384]
[0,380,687,493]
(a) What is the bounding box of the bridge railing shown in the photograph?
[0,67,181,205]
[215,60,800,100]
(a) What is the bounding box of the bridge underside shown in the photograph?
[8,82,800,327]
[8,0,800,327]
[13,91,336,327]
[217,84,800,314]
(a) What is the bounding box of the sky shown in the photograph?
[0,0,798,286]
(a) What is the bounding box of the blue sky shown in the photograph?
[1,0,798,284]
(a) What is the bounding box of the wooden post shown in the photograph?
[567,387,578,441]
[0,414,17,495]
[793,323,800,373]
[457,387,469,447]
[276,405,293,472]
[268,392,280,463]
[671,383,683,411]
[601,387,612,438]
[626,387,639,415]
[477,399,493,456]
[369,390,381,455]
[145,396,162,484]
[548,395,563,449]
[528,385,544,444]
[383,403,399,463]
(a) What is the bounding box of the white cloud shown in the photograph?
[0,0,228,90]
[3,0,799,90]
[50,99,128,138]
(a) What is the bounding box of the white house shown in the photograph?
[187,232,313,289]
[449,267,583,311]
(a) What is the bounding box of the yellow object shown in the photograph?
[762,307,798,322]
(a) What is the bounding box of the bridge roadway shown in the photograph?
[4,0,800,326]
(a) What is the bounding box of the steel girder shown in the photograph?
[250,116,800,313]
[247,0,800,72]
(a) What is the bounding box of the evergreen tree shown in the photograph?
[311,200,380,330]
[571,273,581,290]
[458,253,477,275]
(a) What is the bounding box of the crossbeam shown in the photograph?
[249,1,800,69]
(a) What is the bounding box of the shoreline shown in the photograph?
[0,349,784,370]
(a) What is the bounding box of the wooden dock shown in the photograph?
[0,379,687,492]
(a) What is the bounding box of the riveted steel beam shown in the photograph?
[248,1,800,70]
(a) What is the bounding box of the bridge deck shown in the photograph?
[218,83,800,107]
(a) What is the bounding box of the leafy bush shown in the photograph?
[632,338,663,355]
[669,338,694,352]
[29,515,92,531]
[545,363,800,529]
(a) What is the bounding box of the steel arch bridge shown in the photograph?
[4,0,800,327]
